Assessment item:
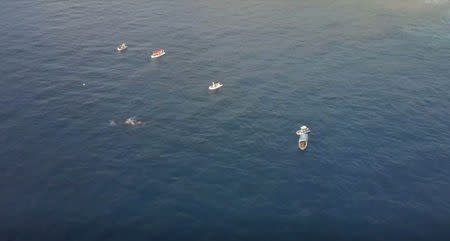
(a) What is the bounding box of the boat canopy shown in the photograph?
[153,48,162,53]
[299,133,308,141]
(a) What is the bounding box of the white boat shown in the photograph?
[209,81,223,90]
[150,48,165,58]
[117,42,128,52]
[296,125,310,150]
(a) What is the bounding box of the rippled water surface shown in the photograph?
[1,0,449,240]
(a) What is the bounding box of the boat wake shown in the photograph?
[109,120,117,126]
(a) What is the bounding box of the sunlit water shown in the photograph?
[1,0,449,240]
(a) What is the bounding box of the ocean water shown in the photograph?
[0,0,449,240]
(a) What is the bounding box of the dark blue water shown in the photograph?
[1,0,450,240]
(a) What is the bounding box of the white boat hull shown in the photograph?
[151,51,165,58]
[209,83,223,90]
[298,139,308,150]
[297,132,309,150]
[117,46,128,52]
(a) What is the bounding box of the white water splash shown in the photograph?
[124,117,143,126]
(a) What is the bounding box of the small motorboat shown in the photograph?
[209,81,223,90]
[296,125,310,150]
[150,48,165,58]
[117,42,128,52]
